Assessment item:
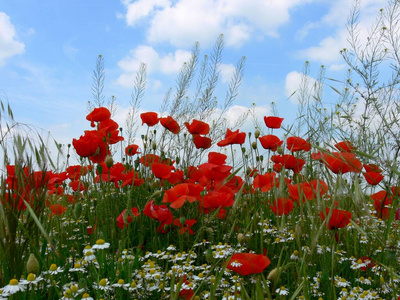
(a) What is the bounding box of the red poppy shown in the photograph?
[192,134,212,149]
[140,112,159,126]
[226,253,271,276]
[165,170,184,185]
[98,118,119,132]
[185,119,210,135]
[72,130,102,158]
[372,190,392,220]
[143,199,173,231]
[363,171,384,185]
[208,152,227,165]
[86,107,111,127]
[140,154,161,166]
[335,141,356,152]
[66,165,88,180]
[321,152,362,174]
[264,116,284,129]
[271,154,305,173]
[201,189,235,210]
[286,136,311,152]
[259,135,283,151]
[121,171,144,187]
[319,208,352,230]
[162,183,202,209]
[364,163,382,173]
[49,204,67,215]
[270,198,294,215]
[106,130,124,144]
[160,116,180,134]
[173,218,197,235]
[287,182,314,202]
[69,180,88,192]
[217,129,246,147]
[151,162,175,179]
[125,144,140,156]
[253,172,276,192]
[116,207,140,229]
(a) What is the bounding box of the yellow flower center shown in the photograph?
[117,279,124,285]
[71,285,78,293]
[99,278,107,286]
[50,264,57,271]
[96,239,105,245]
[82,293,90,298]
[9,279,19,285]
[85,251,93,256]
[27,273,36,281]
[74,263,81,268]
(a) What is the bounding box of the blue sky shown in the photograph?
[0,0,389,158]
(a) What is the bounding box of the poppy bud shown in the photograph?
[252,141,257,149]
[27,253,40,275]
[152,141,157,150]
[74,202,82,219]
[267,267,280,281]
[254,130,260,138]
[237,233,246,244]
[175,156,180,164]
[277,146,283,154]
[105,155,114,168]
[205,249,213,263]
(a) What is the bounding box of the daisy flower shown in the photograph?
[2,278,26,295]
[276,286,289,295]
[92,239,110,250]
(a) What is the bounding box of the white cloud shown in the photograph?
[117,45,192,87]
[220,63,236,84]
[122,0,313,48]
[296,0,387,65]
[0,12,25,66]
[285,71,318,103]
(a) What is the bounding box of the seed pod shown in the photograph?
[27,253,40,275]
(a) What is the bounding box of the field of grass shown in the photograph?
[1,102,400,300]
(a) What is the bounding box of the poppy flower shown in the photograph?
[363,171,384,185]
[321,152,362,174]
[72,130,102,158]
[335,141,356,152]
[140,112,159,126]
[271,154,305,173]
[49,204,66,215]
[151,162,175,179]
[116,207,140,229]
[140,154,161,166]
[264,116,284,129]
[364,163,382,173]
[287,182,314,202]
[227,253,271,276]
[217,129,246,147]
[286,136,311,152]
[259,135,283,151]
[208,152,227,165]
[185,119,210,135]
[86,107,111,127]
[106,130,124,144]
[98,118,119,132]
[192,134,212,149]
[253,172,277,192]
[143,199,173,231]
[125,144,140,156]
[173,218,197,235]
[162,183,202,209]
[372,190,392,220]
[201,189,235,210]
[270,198,294,215]
[160,116,180,134]
[319,208,352,230]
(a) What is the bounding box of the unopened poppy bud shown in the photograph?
[237,233,246,244]
[74,202,82,219]
[259,155,264,161]
[295,224,302,238]
[151,190,163,198]
[205,249,213,263]
[267,267,280,281]
[277,146,283,154]
[175,156,180,164]
[27,253,40,275]
[241,147,246,153]
[252,141,257,149]
[206,227,213,234]
[254,130,260,138]
[152,141,157,150]
[105,155,114,168]
[246,167,252,175]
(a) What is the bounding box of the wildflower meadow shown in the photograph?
[2,2,400,300]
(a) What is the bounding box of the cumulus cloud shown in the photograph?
[117,45,192,87]
[0,12,25,66]
[285,71,318,103]
[296,0,387,65]
[122,0,313,48]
